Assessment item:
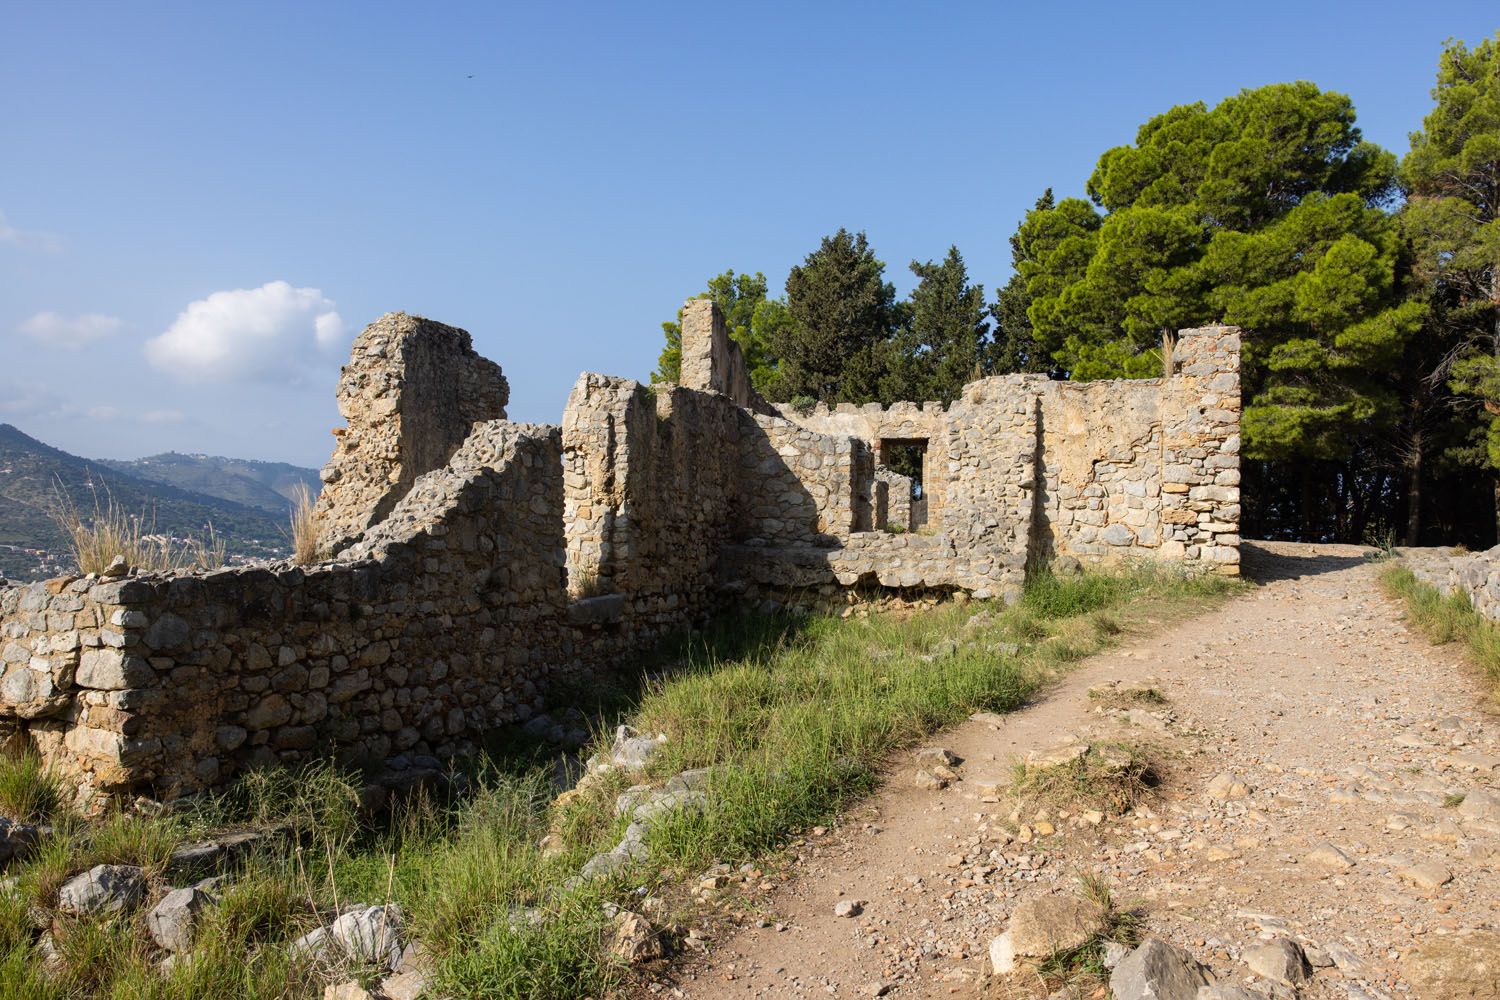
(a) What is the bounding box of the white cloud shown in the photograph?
[141,409,184,424]
[18,311,124,351]
[144,281,345,382]
[0,210,63,253]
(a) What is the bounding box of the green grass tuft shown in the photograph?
[0,750,66,824]
[1380,564,1500,701]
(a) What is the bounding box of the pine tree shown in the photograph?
[774,230,900,404]
[1402,32,1500,534]
[880,246,989,402]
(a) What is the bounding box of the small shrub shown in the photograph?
[0,751,65,823]
[48,483,226,575]
[185,521,227,571]
[788,394,816,416]
[569,565,611,600]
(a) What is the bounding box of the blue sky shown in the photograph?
[3,1,1497,468]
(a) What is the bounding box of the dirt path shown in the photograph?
[656,542,1500,999]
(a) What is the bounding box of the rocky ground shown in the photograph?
[647,542,1500,1000]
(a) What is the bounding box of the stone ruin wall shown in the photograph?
[766,326,1241,578]
[0,305,1243,802]
[314,313,510,555]
[873,467,913,531]
[1409,545,1500,624]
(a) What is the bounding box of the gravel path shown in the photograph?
[651,542,1500,1000]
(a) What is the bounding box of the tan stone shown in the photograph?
[1403,931,1500,1000]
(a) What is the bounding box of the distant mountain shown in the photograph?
[101,452,322,515]
[0,424,319,582]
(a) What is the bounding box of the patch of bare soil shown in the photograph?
[646,543,1499,999]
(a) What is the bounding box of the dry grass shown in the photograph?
[1086,682,1168,710]
[49,485,224,575]
[288,484,321,565]
[1009,741,1161,818]
[569,564,610,600]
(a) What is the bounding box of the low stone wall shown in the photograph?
[4,423,606,799]
[1408,545,1500,623]
[736,415,872,544]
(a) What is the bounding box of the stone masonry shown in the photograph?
[0,306,1242,802]
[314,313,509,555]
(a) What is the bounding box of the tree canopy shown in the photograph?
[645,33,1500,546]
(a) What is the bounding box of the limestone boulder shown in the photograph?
[610,912,663,964]
[988,891,1109,975]
[292,903,405,971]
[1111,938,1213,1000]
[147,884,215,952]
[1241,938,1310,985]
[57,864,146,915]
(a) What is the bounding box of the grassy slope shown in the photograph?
[1379,563,1500,703]
[0,566,1244,1000]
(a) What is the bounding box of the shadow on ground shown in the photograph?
[1240,539,1376,584]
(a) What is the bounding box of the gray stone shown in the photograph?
[665,767,713,793]
[147,885,212,951]
[292,903,405,971]
[76,649,154,690]
[143,613,191,652]
[1111,938,1214,1000]
[0,818,41,864]
[1242,938,1310,985]
[1458,787,1500,822]
[57,864,146,915]
[568,593,625,625]
[1197,987,1267,1000]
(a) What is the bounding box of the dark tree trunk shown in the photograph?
[1406,430,1423,546]
[1300,465,1316,542]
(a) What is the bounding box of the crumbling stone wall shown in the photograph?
[1030,328,1239,571]
[0,305,1245,799]
[562,373,742,635]
[679,298,763,411]
[314,313,510,555]
[765,326,1241,578]
[4,423,592,798]
[874,467,913,531]
[735,415,873,544]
